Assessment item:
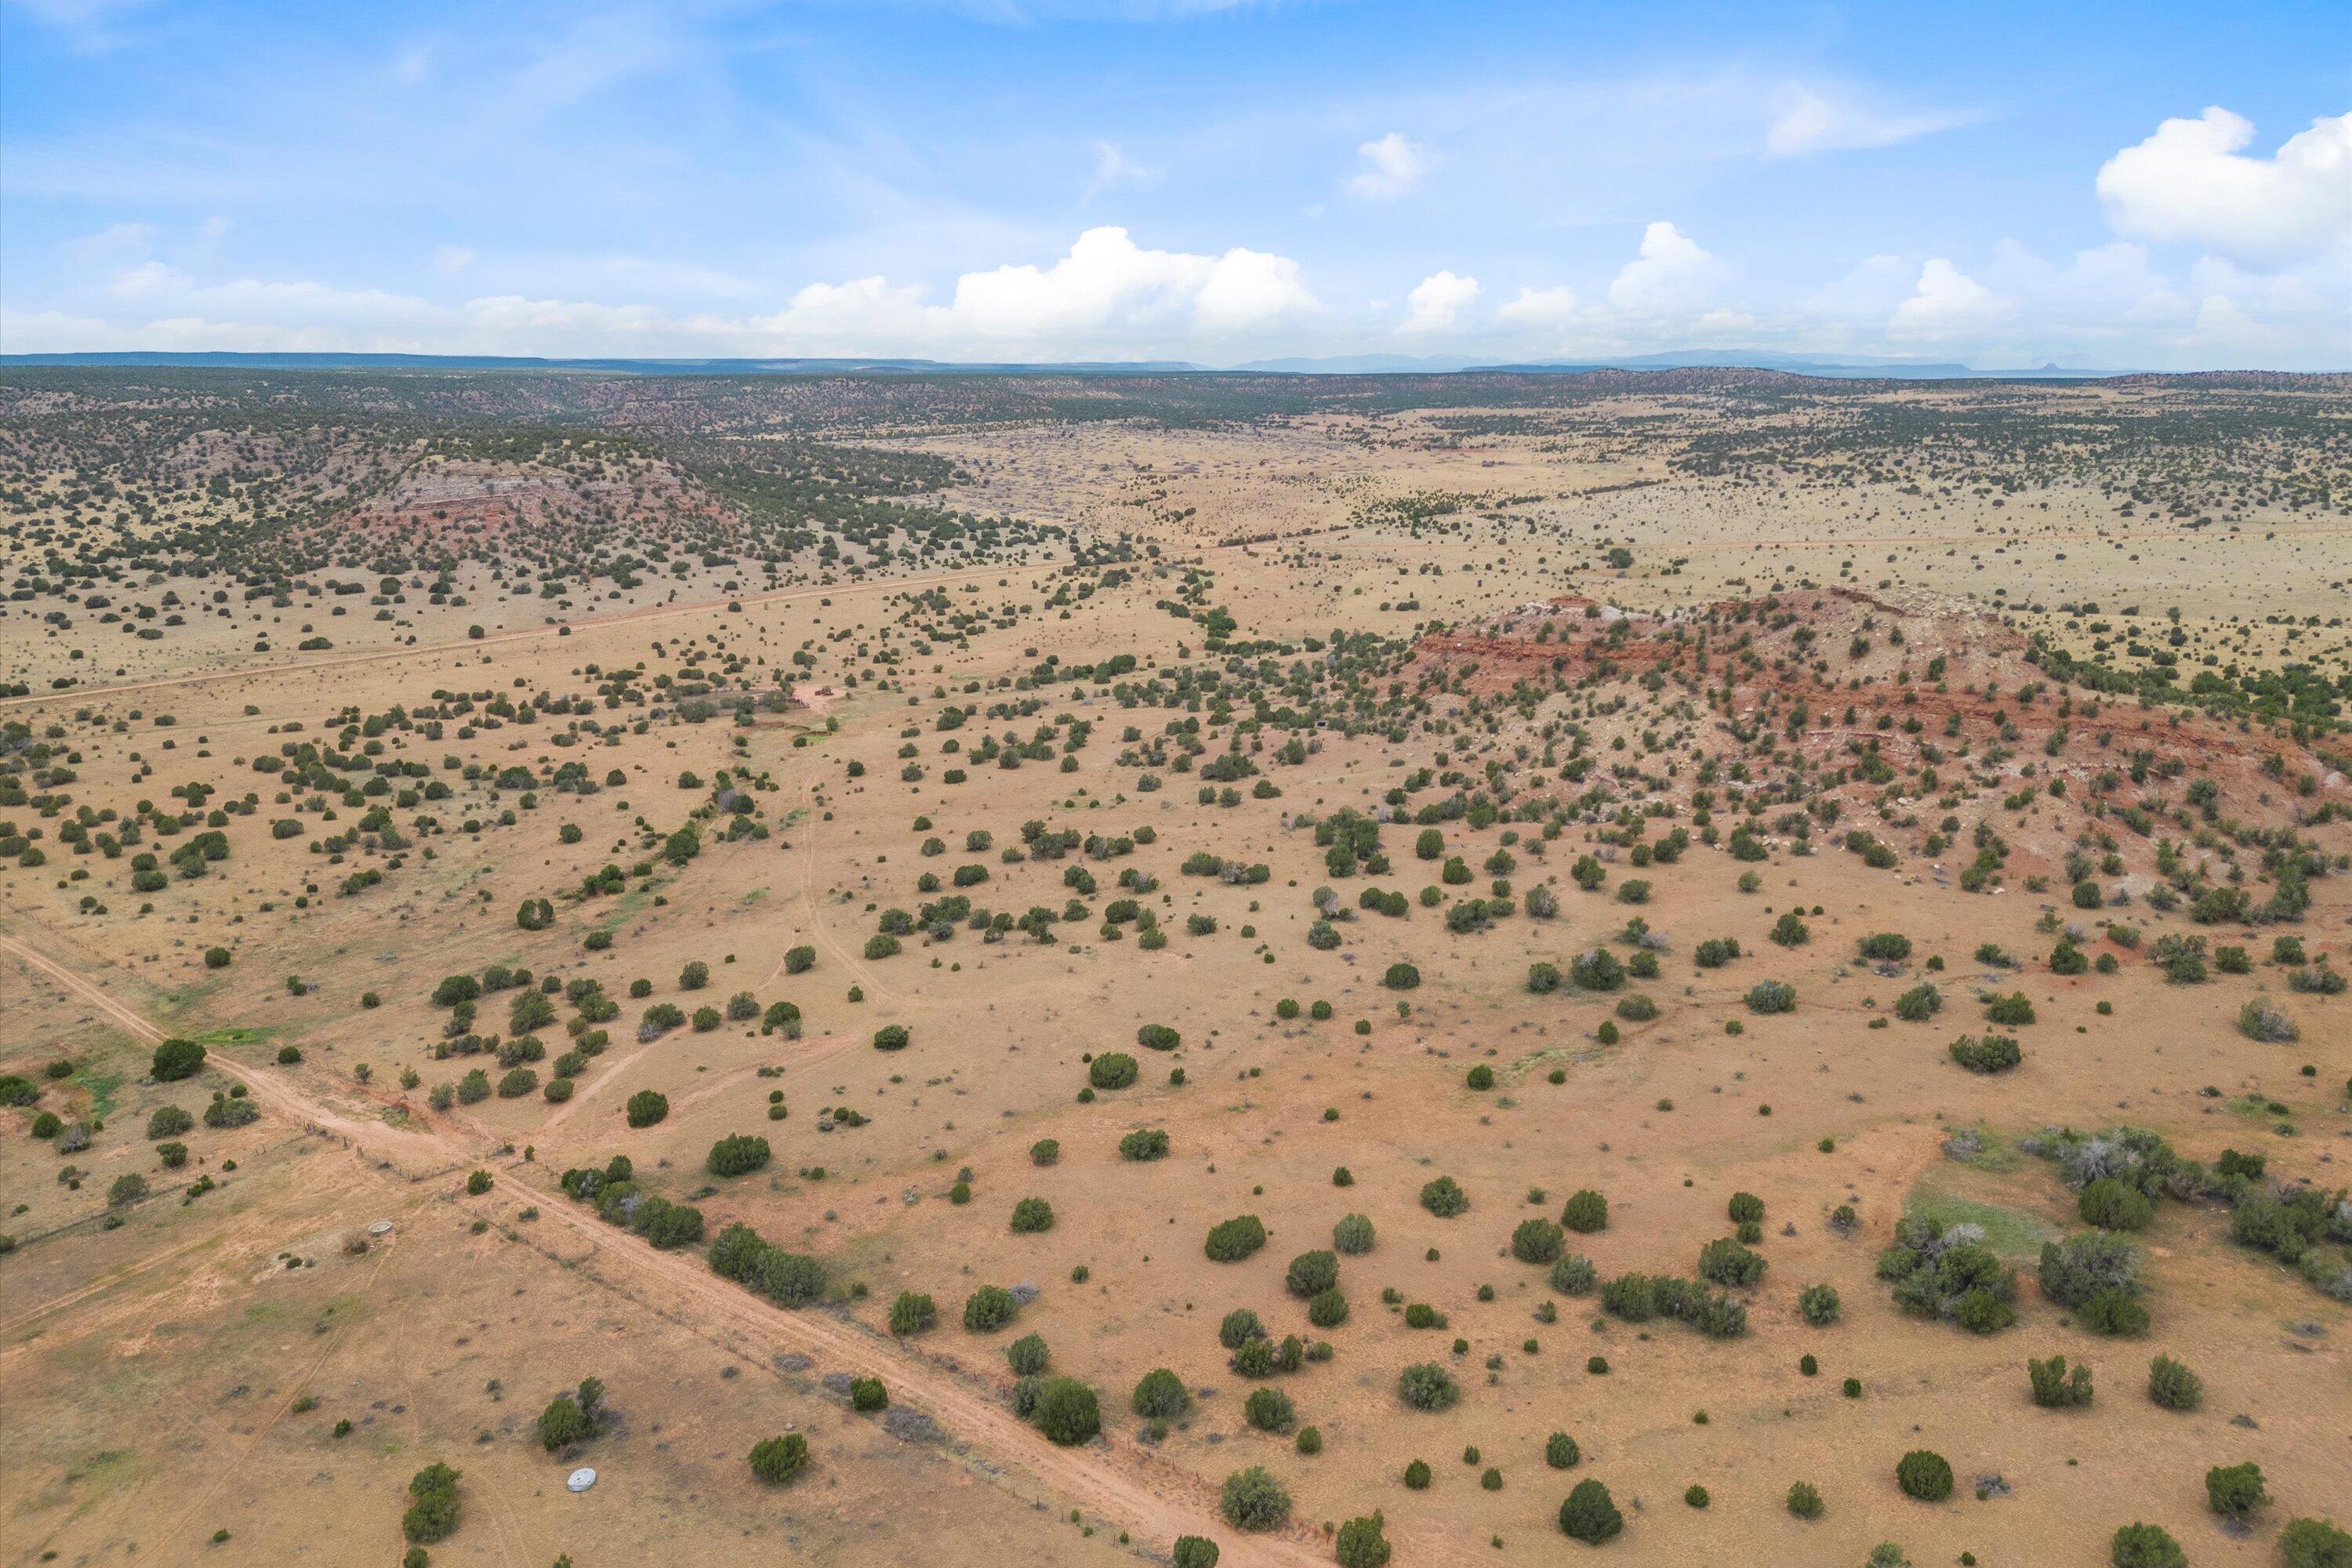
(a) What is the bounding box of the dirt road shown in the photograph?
[0,928,1330,1568]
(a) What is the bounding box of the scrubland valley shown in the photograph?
[3,365,2350,1568]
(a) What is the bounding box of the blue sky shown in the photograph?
[3,0,2347,368]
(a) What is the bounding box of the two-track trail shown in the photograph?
[0,928,1331,1567]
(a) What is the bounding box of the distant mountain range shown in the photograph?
[0,348,2125,379]
[1231,350,2114,379]
[1468,350,2116,380]
[0,351,1201,376]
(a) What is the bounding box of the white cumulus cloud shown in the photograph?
[943,226,1311,340]
[1803,253,1915,323]
[1192,248,1316,332]
[0,227,1318,360]
[1398,270,1477,334]
[1346,132,1431,199]
[1888,258,2008,339]
[2096,107,2352,263]
[1496,285,1580,328]
[1606,221,1732,316]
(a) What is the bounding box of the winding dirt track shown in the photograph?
[0,928,1328,1568]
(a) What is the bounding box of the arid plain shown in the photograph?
[2,367,2348,1568]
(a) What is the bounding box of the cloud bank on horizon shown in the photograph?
[1,0,2345,370]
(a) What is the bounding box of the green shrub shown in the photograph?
[1419,1175,1468,1217]
[1171,1537,1220,1568]
[1133,1367,1190,1418]
[1549,1254,1598,1295]
[888,1291,936,1335]
[1286,1250,1339,1298]
[535,1378,608,1452]
[1010,1196,1055,1234]
[2146,1354,2201,1411]
[1244,1386,1294,1432]
[1334,1514,1392,1568]
[963,1285,1018,1332]
[2109,1523,2187,1568]
[1307,1288,1348,1327]
[1383,963,1421,990]
[1119,1127,1170,1161]
[1895,1450,1952,1501]
[2038,1232,2145,1334]
[1220,1466,1291,1531]
[1205,1215,1268,1262]
[1571,949,1624,990]
[401,1463,462,1544]
[1697,1237,1766,1288]
[1332,1213,1375,1254]
[1089,1052,1138,1089]
[1032,1377,1101,1445]
[2078,1178,2154,1232]
[1512,1219,1566,1265]
[1984,992,2035,1025]
[2028,1354,2093,1408]
[1137,1024,1181,1051]
[1561,1189,1608,1233]
[873,1024,910,1051]
[205,1091,259,1128]
[749,1433,809,1485]
[849,1377,888,1412]
[642,1202,705,1250]
[1545,1432,1580,1468]
[1879,1214,2020,1332]
[625,1090,668,1127]
[2280,1517,2352,1568]
[151,1038,206,1081]
[1559,1479,1623,1544]
[1787,1481,1823,1519]
[2238,998,2299,1043]
[1746,980,1797,1014]
[1397,1362,1459,1411]
[1403,1459,1432,1490]
[1798,1283,1840,1326]
[1894,983,1943,1022]
[2205,1461,2267,1519]
[1948,1033,2021,1073]
[706,1134,771,1178]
